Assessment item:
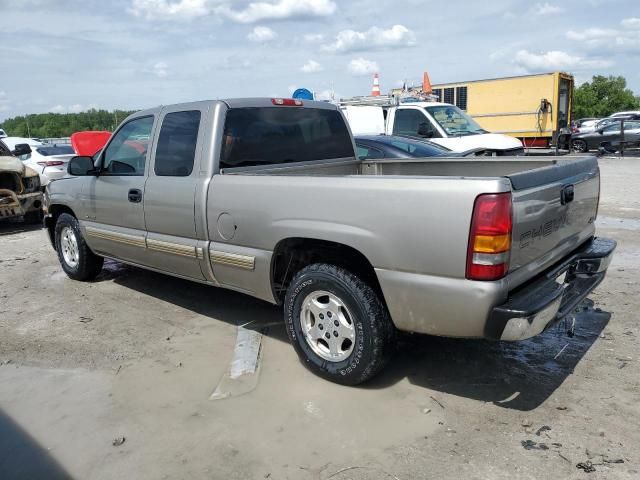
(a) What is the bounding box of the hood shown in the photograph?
[430,133,523,152]
[24,165,40,178]
[0,155,25,175]
[71,131,111,156]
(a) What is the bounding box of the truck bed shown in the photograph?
[224,155,600,290]
[228,155,587,181]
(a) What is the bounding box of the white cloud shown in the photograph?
[0,91,10,112]
[566,25,640,52]
[222,54,251,70]
[128,0,211,20]
[301,59,323,73]
[322,24,415,53]
[303,33,324,43]
[247,26,276,42]
[348,57,378,76]
[533,2,563,15]
[48,104,98,114]
[622,17,640,29]
[315,89,339,101]
[514,50,613,71]
[153,61,169,77]
[215,0,336,24]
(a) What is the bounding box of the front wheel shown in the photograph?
[284,263,395,385]
[54,213,104,281]
[572,139,588,153]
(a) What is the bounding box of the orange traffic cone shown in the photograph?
[422,71,432,94]
[371,73,381,97]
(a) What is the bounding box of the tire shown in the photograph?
[284,263,395,385]
[54,213,104,281]
[572,139,588,153]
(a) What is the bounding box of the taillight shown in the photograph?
[37,160,65,167]
[271,98,303,106]
[466,192,512,281]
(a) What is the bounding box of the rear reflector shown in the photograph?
[271,98,303,106]
[466,192,512,281]
[37,161,65,167]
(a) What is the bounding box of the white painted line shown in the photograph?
[210,326,263,400]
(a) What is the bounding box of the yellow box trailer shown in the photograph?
[430,72,573,147]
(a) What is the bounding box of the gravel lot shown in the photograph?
[1,156,638,480]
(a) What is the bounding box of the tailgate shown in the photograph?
[509,156,599,273]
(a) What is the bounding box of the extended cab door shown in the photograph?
[83,115,155,264]
[142,105,207,280]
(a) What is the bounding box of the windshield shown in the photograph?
[35,145,75,156]
[425,105,487,136]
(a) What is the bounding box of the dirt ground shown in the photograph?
[1,156,638,480]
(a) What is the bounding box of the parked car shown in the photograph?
[0,141,44,222]
[609,111,640,118]
[355,135,490,160]
[0,128,7,138]
[571,118,600,134]
[356,135,451,160]
[341,102,524,154]
[45,98,615,385]
[1,137,75,187]
[571,120,640,152]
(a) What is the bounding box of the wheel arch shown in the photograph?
[45,204,77,249]
[270,237,385,305]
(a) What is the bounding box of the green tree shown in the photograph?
[0,109,137,138]
[573,75,640,119]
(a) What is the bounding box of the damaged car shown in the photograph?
[0,141,44,223]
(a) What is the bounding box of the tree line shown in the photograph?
[0,109,136,138]
[572,75,639,119]
[1,76,639,138]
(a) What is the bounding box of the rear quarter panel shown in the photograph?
[206,174,510,278]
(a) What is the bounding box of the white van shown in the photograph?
[341,101,524,154]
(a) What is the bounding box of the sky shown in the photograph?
[0,0,639,120]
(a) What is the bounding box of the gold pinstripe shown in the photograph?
[209,250,255,271]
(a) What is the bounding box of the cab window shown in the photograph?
[154,111,201,176]
[102,116,153,176]
[393,109,433,137]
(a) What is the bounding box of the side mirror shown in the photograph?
[597,128,604,134]
[11,143,32,156]
[417,122,433,138]
[68,156,98,176]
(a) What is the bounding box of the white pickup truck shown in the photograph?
[342,101,524,154]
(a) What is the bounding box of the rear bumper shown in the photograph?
[485,237,616,341]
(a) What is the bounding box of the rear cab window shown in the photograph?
[154,110,201,176]
[220,107,354,170]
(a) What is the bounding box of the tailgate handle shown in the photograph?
[561,185,574,205]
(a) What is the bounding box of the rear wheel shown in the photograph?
[284,263,395,385]
[572,139,588,153]
[55,213,104,281]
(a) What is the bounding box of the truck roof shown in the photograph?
[131,98,339,119]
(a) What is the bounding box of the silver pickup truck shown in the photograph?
[44,98,615,385]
